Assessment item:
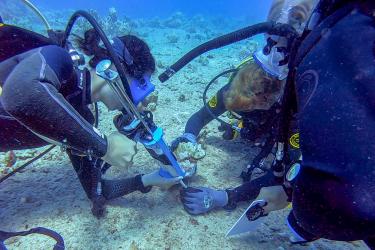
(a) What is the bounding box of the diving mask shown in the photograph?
[129,75,155,106]
[96,60,155,106]
[253,47,289,81]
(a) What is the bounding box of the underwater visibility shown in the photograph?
[0,0,375,249]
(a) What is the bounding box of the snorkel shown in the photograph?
[62,11,187,186]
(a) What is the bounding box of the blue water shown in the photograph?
[32,0,273,22]
[0,1,370,249]
[1,0,273,50]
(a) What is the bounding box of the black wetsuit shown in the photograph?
[185,85,229,137]
[288,2,375,244]
[0,45,149,203]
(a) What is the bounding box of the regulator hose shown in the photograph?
[159,21,298,83]
[203,68,238,129]
[62,10,133,102]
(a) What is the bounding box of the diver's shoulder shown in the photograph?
[39,45,74,75]
[39,45,72,62]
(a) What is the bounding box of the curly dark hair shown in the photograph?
[75,29,155,79]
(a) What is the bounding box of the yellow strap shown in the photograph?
[227,56,254,84]
[0,86,2,96]
[208,94,218,108]
[236,56,254,69]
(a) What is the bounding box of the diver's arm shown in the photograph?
[226,170,282,205]
[69,151,181,200]
[1,46,107,157]
[180,170,283,215]
[185,84,229,136]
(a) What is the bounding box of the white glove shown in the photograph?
[102,131,136,167]
[141,170,183,190]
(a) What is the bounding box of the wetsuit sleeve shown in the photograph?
[1,46,107,157]
[226,170,282,204]
[185,84,229,136]
[68,152,151,200]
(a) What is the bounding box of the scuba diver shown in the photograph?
[173,0,315,146]
[277,0,375,247]
[0,25,182,216]
[175,0,315,214]
[1,5,187,248]
[169,0,375,248]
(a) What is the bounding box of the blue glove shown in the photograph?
[170,133,197,151]
[180,187,228,215]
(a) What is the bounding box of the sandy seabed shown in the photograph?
[0,12,368,250]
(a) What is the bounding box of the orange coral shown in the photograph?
[5,150,17,168]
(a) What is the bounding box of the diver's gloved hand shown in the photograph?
[170,133,197,151]
[180,187,228,215]
[257,185,289,214]
[102,131,136,167]
[142,169,183,190]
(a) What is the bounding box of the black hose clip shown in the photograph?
[269,22,299,42]
[158,67,176,83]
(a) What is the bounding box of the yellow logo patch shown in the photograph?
[289,133,300,149]
[208,95,217,108]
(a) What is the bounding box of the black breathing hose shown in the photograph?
[203,68,238,129]
[62,10,133,102]
[159,21,298,83]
